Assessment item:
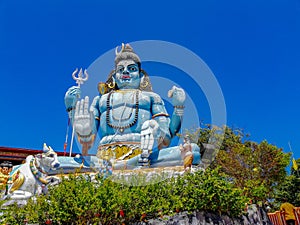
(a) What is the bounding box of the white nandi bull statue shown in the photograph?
[5,143,60,201]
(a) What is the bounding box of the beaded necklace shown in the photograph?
[106,90,139,133]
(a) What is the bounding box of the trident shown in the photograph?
[72,68,89,88]
[68,68,89,157]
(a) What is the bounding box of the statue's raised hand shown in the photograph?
[168,86,186,116]
[168,86,186,106]
[74,96,94,137]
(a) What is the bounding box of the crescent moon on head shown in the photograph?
[115,43,125,56]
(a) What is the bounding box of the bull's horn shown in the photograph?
[43,143,49,152]
[49,146,54,151]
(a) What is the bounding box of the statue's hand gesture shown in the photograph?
[74,96,94,137]
[168,86,186,106]
[168,86,186,116]
[141,120,160,153]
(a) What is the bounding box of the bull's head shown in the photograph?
[35,143,60,174]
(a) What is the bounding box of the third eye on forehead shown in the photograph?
[116,64,139,73]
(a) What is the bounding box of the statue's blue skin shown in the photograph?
[65,59,200,166]
[93,91,172,145]
[91,60,180,160]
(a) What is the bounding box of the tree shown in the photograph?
[186,125,291,202]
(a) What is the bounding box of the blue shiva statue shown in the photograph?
[65,43,200,169]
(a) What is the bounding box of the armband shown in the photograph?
[77,133,95,143]
[174,105,185,109]
[76,131,93,139]
[152,113,170,119]
[174,106,184,116]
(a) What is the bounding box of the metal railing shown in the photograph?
[268,207,300,225]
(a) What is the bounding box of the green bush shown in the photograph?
[1,168,249,224]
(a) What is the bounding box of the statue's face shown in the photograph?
[2,167,9,175]
[115,59,141,89]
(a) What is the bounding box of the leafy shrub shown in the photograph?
[1,168,249,224]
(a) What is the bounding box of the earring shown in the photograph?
[108,77,116,89]
[98,82,108,95]
[140,76,149,88]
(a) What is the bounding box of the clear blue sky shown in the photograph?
[0,0,299,162]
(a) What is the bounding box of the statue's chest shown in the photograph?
[111,92,137,108]
[99,91,150,113]
[99,91,151,132]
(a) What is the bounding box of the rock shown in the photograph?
[131,205,272,225]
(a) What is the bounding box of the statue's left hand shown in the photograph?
[168,86,186,106]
